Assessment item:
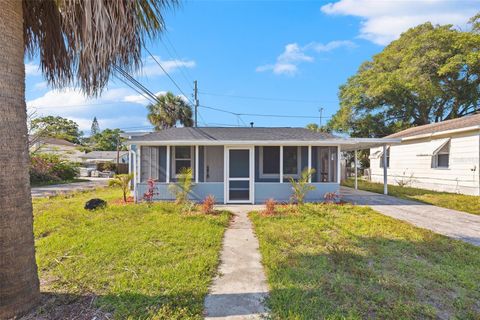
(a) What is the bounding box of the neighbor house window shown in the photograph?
[432,142,449,168]
[173,146,192,175]
[283,146,300,178]
[380,147,390,168]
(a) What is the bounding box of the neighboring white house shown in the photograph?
[370,113,480,196]
[30,137,84,162]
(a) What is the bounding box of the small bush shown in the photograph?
[168,167,193,204]
[201,195,216,214]
[264,198,277,215]
[30,153,79,184]
[290,168,316,205]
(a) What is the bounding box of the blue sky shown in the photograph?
[25,0,479,135]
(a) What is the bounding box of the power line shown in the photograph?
[164,34,196,84]
[144,47,194,106]
[199,91,337,104]
[160,37,194,90]
[199,104,330,119]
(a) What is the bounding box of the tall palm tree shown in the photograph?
[0,0,176,318]
[147,91,193,130]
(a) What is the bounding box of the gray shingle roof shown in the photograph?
[387,113,480,139]
[129,127,335,142]
[79,151,129,160]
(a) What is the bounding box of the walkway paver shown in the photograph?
[341,186,480,246]
[31,178,109,198]
[204,205,269,320]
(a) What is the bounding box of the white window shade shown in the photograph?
[416,138,450,156]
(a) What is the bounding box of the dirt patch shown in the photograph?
[110,196,134,206]
[20,293,111,320]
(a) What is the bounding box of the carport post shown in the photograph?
[354,149,358,190]
[383,144,388,195]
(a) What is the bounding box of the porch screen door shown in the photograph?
[227,148,252,203]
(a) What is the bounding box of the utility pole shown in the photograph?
[194,80,199,127]
[319,107,324,127]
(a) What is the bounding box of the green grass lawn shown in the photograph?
[30,188,230,319]
[251,204,480,319]
[342,178,480,215]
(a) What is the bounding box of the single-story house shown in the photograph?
[128,127,399,203]
[370,113,480,196]
[78,151,129,164]
[29,136,84,162]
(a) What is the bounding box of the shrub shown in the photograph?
[109,173,134,202]
[264,198,276,215]
[201,195,216,214]
[30,153,79,184]
[168,167,193,204]
[290,168,316,205]
[143,178,157,203]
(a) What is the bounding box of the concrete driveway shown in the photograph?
[341,187,480,246]
[31,178,109,198]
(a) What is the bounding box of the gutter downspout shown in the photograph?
[131,149,137,203]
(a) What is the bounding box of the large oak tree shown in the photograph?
[0,0,176,318]
[328,17,480,138]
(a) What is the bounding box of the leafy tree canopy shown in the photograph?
[30,115,83,143]
[328,18,480,138]
[90,128,126,151]
[305,123,330,133]
[147,92,193,130]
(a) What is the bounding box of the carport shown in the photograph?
[339,138,401,195]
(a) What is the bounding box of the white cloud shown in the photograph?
[123,91,167,105]
[308,40,357,52]
[321,0,479,45]
[69,116,151,132]
[25,62,41,76]
[136,55,196,77]
[33,81,48,90]
[256,41,355,75]
[256,43,314,75]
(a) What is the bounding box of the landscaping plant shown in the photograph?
[324,191,341,204]
[264,198,277,215]
[143,178,157,203]
[108,173,133,203]
[169,167,193,204]
[201,195,216,214]
[289,168,316,205]
[30,153,79,184]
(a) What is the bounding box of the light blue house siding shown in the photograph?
[131,140,340,204]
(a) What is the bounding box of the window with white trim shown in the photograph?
[173,146,193,175]
[432,142,449,168]
[259,146,301,179]
[380,147,390,168]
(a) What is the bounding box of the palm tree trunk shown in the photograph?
[0,0,40,318]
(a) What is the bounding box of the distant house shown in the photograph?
[127,127,398,203]
[30,137,84,162]
[78,151,129,165]
[370,114,480,196]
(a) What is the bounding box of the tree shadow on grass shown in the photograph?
[265,235,480,320]
[20,291,205,320]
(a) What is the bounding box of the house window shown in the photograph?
[259,146,301,178]
[174,146,192,175]
[283,146,300,177]
[433,142,449,168]
[380,147,390,168]
[260,147,280,177]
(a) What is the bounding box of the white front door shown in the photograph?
[225,147,254,204]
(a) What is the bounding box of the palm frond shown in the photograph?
[23,0,178,96]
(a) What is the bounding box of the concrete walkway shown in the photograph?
[204,205,269,320]
[31,178,109,198]
[341,186,480,246]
